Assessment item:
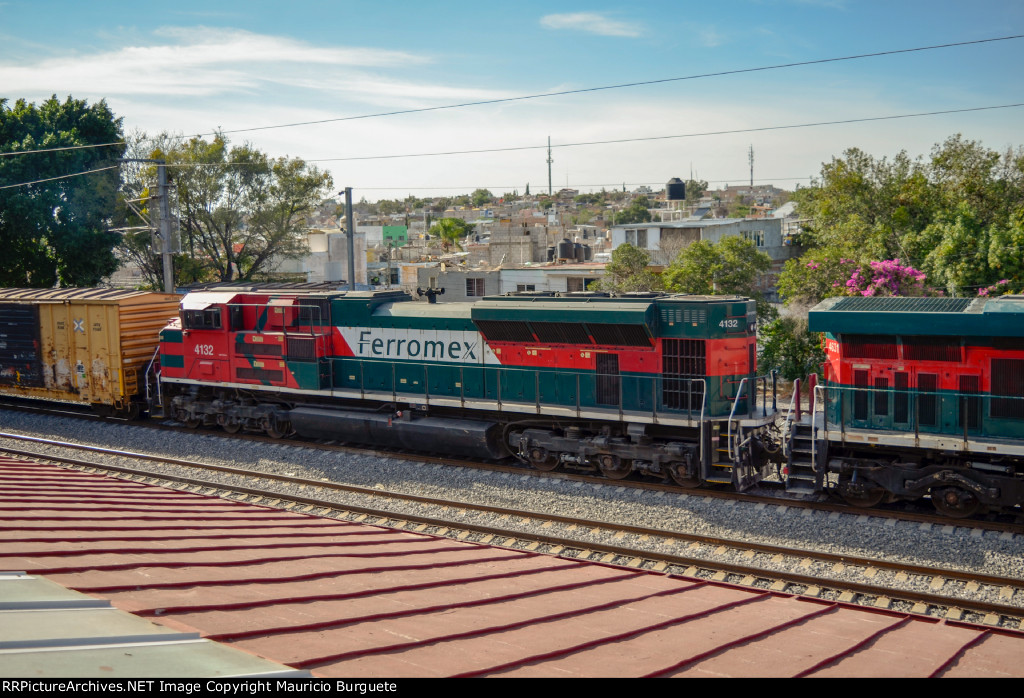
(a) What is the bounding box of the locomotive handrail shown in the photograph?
[727,377,748,462]
[780,381,801,462]
[811,382,1020,449]
[144,346,162,416]
[811,381,825,473]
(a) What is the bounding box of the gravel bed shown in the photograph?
[3,409,1024,616]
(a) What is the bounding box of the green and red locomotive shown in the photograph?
[158,287,779,488]
[803,295,1024,516]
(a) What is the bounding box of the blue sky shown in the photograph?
[3,1,1023,199]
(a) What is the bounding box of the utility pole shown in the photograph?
[117,158,176,293]
[343,188,356,291]
[748,145,754,188]
[156,162,174,293]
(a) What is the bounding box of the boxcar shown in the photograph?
[0,288,180,416]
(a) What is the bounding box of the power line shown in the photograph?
[2,34,1020,159]
[203,102,1024,165]
[0,165,118,190]
[0,142,125,158]
[3,101,1020,192]
[352,178,810,192]
[210,34,1024,137]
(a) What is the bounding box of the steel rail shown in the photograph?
[3,435,1024,625]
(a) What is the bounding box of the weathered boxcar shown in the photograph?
[159,288,778,488]
[800,295,1024,516]
[0,288,180,416]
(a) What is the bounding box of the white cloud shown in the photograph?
[539,13,642,38]
[0,27,430,99]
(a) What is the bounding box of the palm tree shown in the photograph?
[429,218,468,253]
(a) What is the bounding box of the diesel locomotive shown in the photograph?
[157,287,780,490]
[798,295,1024,517]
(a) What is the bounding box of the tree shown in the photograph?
[0,96,125,287]
[471,188,493,207]
[613,196,652,225]
[378,199,404,215]
[429,196,453,213]
[789,135,1024,297]
[758,316,826,381]
[776,249,858,306]
[685,179,708,206]
[663,236,770,294]
[429,217,471,253]
[148,134,332,283]
[663,236,774,323]
[593,243,661,293]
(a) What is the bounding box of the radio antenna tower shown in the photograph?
[749,145,754,187]
[547,136,553,196]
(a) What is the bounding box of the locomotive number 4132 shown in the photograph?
[194,344,215,356]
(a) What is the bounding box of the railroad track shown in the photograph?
[3,403,1021,532]
[3,432,1023,629]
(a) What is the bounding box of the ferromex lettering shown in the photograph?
[340,327,497,364]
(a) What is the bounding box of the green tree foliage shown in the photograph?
[0,96,125,287]
[593,243,662,293]
[471,188,493,207]
[758,316,826,381]
[786,135,1024,300]
[613,196,652,225]
[429,217,472,252]
[685,179,708,205]
[663,237,773,321]
[574,193,602,205]
[148,134,332,283]
[427,197,451,213]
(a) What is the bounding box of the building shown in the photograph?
[609,217,795,301]
[416,262,607,302]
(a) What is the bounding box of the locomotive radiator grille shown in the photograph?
[662,339,705,410]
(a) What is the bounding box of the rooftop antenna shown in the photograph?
[547,136,553,196]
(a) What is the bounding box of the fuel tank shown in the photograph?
[288,406,507,459]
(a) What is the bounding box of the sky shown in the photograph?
[2,0,1023,201]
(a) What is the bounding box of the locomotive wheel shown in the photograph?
[178,410,202,429]
[931,487,981,519]
[667,461,701,489]
[598,454,632,480]
[265,419,290,439]
[221,421,242,434]
[838,481,886,508]
[527,447,559,472]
